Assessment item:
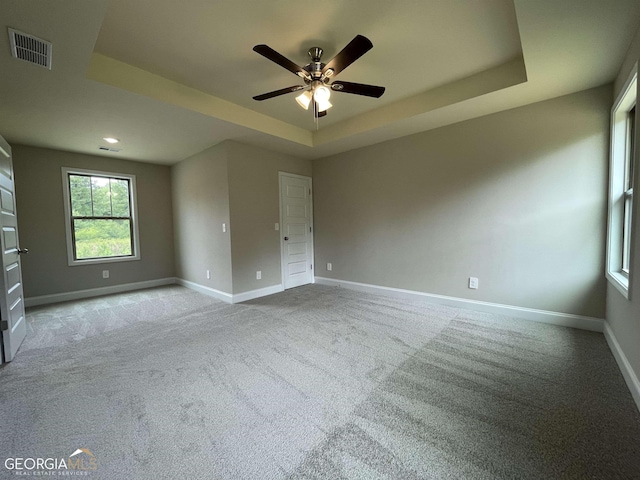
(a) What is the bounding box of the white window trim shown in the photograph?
[606,67,637,299]
[61,167,141,266]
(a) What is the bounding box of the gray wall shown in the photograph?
[13,145,175,298]
[171,140,312,295]
[607,24,640,384]
[172,142,232,293]
[227,141,312,294]
[313,86,611,318]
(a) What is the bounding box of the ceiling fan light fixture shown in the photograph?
[313,84,332,112]
[313,85,331,103]
[295,91,312,110]
[316,98,333,112]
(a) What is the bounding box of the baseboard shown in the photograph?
[232,284,283,303]
[175,278,233,303]
[176,278,283,304]
[25,277,177,307]
[604,322,640,412]
[314,277,605,332]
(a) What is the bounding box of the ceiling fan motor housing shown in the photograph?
[303,47,326,83]
[308,47,323,62]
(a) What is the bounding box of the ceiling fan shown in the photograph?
[252,35,385,118]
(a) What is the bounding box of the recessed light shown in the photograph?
[103,137,119,144]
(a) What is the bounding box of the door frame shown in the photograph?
[279,172,314,290]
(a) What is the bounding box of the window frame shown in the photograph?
[61,167,141,266]
[622,104,635,276]
[607,69,637,299]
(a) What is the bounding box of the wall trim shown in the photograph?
[176,278,283,304]
[604,322,640,412]
[25,277,176,307]
[26,277,285,308]
[175,278,233,303]
[314,277,605,332]
[233,284,284,303]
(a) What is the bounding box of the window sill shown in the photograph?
[606,270,630,300]
[68,255,140,267]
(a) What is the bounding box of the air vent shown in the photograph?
[8,28,52,69]
[98,146,121,153]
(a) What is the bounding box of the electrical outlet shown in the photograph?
[222,223,227,233]
[327,263,332,271]
[206,270,211,280]
[102,270,109,279]
[256,271,261,280]
[469,277,479,289]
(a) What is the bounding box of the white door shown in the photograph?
[280,173,313,289]
[0,135,27,363]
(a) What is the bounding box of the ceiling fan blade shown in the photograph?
[253,85,306,101]
[322,35,373,77]
[330,81,385,98]
[253,45,310,79]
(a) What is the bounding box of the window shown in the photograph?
[62,168,140,265]
[607,72,637,298]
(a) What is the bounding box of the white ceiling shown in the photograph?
[0,0,639,165]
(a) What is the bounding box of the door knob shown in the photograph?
[284,237,289,241]
[17,248,29,255]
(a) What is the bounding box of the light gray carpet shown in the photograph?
[1,285,639,479]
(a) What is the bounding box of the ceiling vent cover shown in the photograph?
[8,28,52,69]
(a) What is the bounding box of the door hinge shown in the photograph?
[310,264,313,270]
[310,226,312,233]
[0,320,8,331]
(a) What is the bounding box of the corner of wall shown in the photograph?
[604,321,640,412]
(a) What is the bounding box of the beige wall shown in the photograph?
[172,142,232,293]
[13,145,175,298]
[313,86,611,318]
[227,141,312,294]
[607,23,640,384]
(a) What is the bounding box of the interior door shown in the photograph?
[0,135,27,363]
[280,173,313,289]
